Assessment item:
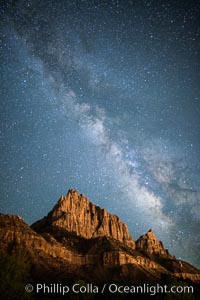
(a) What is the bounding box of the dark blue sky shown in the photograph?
[0,0,200,267]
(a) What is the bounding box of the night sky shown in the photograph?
[0,0,200,267]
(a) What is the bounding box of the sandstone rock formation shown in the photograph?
[0,188,200,293]
[32,189,135,249]
[136,229,171,257]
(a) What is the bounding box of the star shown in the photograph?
[0,0,200,268]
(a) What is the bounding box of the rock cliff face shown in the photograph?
[32,189,135,249]
[1,188,200,290]
[136,229,171,257]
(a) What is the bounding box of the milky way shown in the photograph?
[0,0,200,267]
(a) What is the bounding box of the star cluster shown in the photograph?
[0,0,200,267]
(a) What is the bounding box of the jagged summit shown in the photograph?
[32,189,136,249]
[1,188,200,292]
[136,228,171,257]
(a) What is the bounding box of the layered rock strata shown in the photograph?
[136,229,171,257]
[32,189,135,249]
[0,189,200,286]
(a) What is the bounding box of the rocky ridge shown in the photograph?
[32,189,135,249]
[136,229,171,257]
[0,189,200,288]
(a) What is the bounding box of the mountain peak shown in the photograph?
[146,228,157,238]
[67,188,81,196]
[1,190,200,291]
[32,189,136,249]
[136,229,171,257]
